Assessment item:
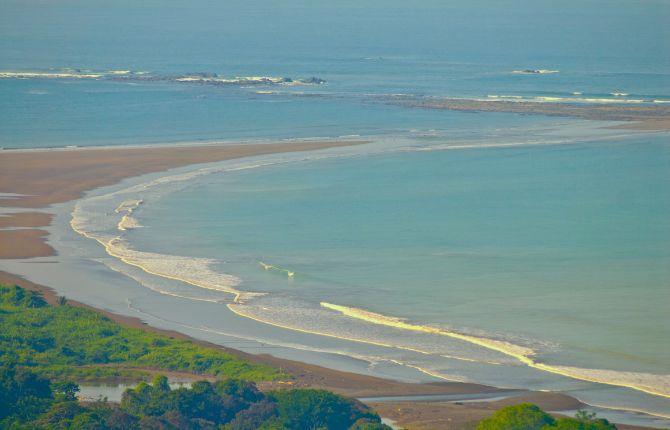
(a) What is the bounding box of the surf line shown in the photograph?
[259,261,295,279]
[226,303,488,372]
[321,302,670,400]
[71,219,249,303]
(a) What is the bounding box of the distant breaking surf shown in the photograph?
[0,68,326,87]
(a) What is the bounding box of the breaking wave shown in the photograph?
[0,68,326,87]
[486,94,652,104]
[321,303,670,399]
[259,261,295,279]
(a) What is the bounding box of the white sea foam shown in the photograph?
[0,71,104,79]
[226,296,512,365]
[0,69,324,88]
[117,215,142,231]
[320,302,670,399]
[114,199,143,213]
[122,301,453,380]
[512,69,560,74]
[482,94,651,104]
[259,261,295,279]
[104,234,258,302]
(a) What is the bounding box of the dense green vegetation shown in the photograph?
[0,284,280,382]
[1,284,622,430]
[0,368,392,429]
[476,404,618,430]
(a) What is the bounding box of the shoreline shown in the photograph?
[0,270,651,430]
[0,139,366,257]
[0,140,661,429]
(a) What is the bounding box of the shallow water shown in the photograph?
[1,0,669,148]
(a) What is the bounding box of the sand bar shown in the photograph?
[0,140,365,258]
[0,212,53,228]
[0,141,367,209]
[387,97,670,130]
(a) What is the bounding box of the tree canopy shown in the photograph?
[0,284,280,382]
[0,366,393,430]
[476,404,617,430]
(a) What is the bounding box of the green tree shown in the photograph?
[0,366,53,422]
[53,380,80,402]
[222,400,278,430]
[476,404,556,430]
[272,389,379,430]
[35,401,84,428]
[349,418,394,429]
[552,410,617,430]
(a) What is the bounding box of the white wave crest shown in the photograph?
[259,261,295,279]
[0,71,104,79]
[117,215,142,231]
[321,302,670,399]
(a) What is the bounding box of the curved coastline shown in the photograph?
[67,134,670,421]
[1,137,669,428]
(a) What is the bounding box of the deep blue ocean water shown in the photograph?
[2,0,670,422]
[1,0,669,148]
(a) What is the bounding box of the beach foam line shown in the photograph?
[386,359,467,383]
[226,301,488,369]
[121,301,413,376]
[321,302,670,399]
[102,260,225,304]
[227,303,473,383]
[189,324,398,372]
[71,210,258,303]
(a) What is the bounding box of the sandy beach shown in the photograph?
[0,140,363,257]
[0,141,657,429]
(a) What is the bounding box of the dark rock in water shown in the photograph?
[302,77,326,84]
[283,77,293,82]
[185,72,218,78]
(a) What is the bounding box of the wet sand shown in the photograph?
[0,141,364,258]
[0,212,53,228]
[0,141,366,209]
[370,396,650,430]
[0,141,659,429]
[0,229,53,258]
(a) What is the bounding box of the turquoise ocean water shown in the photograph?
[2,0,670,423]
